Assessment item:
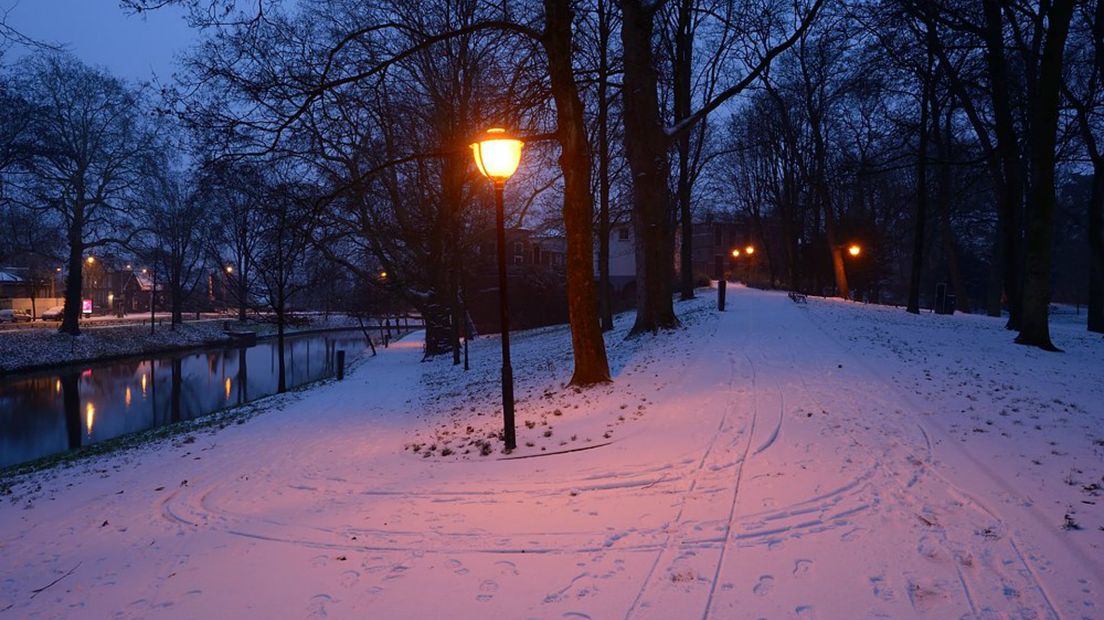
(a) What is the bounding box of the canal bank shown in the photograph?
[0,328,405,472]
[0,316,382,376]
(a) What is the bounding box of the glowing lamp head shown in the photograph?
[86,256,95,265]
[745,245,755,255]
[471,128,523,183]
[731,249,741,258]
[379,271,388,280]
[848,244,861,257]
[225,265,233,274]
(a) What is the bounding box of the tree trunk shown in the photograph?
[907,45,932,315]
[596,0,614,332]
[982,0,1025,330]
[621,0,678,333]
[171,275,183,329]
[1089,167,1104,333]
[238,269,247,321]
[544,0,611,385]
[60,226,84,336]
[936,106,970,313]
[1016,0,1073,350]
[675,0,695,301]
[276,303,287,393]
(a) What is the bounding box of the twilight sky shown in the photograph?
[3,0,195,82]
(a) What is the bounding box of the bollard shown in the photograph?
[718,279,727,311]
[336,350,345,380]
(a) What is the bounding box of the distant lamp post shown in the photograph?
[731,248,740,258]
[848,244,862,257]
[745,245,755,255]
[471,127,524,451]
[225,265,234,274]
[86,256,95,265]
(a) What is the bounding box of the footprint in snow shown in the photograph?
[308,594,333,618]
[476,579,499,602]
[446,559,469,575]
[562,613,591,619]
[793,559,813,577]
[495,560,519,576]
[795,605,818,619]
[340,570,359,588]
[753,575,775,596]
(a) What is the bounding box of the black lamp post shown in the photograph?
[471,128,524,451]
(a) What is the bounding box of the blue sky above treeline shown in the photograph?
[4,0,194,82]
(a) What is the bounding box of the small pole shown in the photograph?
[718,279,727,311]
[336,350,345,380]
[464,334,469,371]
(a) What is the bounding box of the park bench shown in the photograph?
[788,291,808,304]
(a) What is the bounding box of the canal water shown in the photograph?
[0,329,373,469]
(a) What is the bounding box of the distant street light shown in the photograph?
[745,245,755,255]
[848,244,862,257]
[86,256,95,265]
[225,265,234,274]
[471,127,524,451]
[731,248,740,258]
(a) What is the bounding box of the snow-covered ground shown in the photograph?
[1,287,1101,618]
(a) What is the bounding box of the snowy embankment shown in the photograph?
[0,288,1101,619]
[0,315,363,374]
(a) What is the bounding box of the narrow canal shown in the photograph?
[0,329,374,469]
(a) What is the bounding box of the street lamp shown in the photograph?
[471,127,524,451]
[745,245,755,255]
[848,244,862,257]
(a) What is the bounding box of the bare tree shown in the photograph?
[14,53,155,334]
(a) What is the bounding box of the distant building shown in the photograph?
[596,222,637,296]
[687,218,743,280]
[467,228,569,334]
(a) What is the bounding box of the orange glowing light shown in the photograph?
[471,128,524,183]
[85,402,95,435]
[55,379,61,394]
[731,249,740,258]
[745,245,755,255]
[225,265,234,274]
[86,256,95,265]
[125,386,132,407]
[225,377,232,400]
[848,244,861,257]
[141,373,148,397]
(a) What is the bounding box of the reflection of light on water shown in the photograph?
[141,374,147,397]
[225,377,232,400]
[125,387,132,408]
[85,402,95,435]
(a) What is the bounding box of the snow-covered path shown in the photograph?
[2,289,1101,618]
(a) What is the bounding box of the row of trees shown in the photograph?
[6,0,1094,396]
[0,51,337,380]
[113,0,826,387]
[719,0,1103,349]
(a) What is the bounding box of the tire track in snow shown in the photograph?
[622,349,751,620]
[698,352,760,620]
[791,296,1062,619]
